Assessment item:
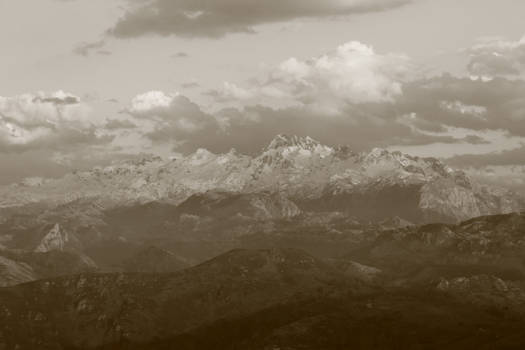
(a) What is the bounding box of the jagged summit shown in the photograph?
[262,134,333,158]
[257,135,334,170]
[266,134,323,150]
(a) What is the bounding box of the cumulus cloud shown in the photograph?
[125,91,222,150]
[215,41,416,112]
[0,91,110,152]
[110,0,411,38]
[466,35,525,79]
[128,91,178,114]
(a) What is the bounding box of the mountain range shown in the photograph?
[0,134,522,223]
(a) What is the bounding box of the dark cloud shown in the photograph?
[110,0,411,38]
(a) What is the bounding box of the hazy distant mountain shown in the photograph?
[0,135,522,225]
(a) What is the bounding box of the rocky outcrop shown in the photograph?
[34,224,69,253]
[34,223,83,253]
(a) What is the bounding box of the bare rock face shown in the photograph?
[34,224,69,253]
[34,223,84,254]
[0,134,522,224]
[248,192,302,220]
[0,255,35,287]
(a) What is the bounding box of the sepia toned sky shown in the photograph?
[0,0,525,185]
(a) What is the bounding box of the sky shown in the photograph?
[0,0,524,187]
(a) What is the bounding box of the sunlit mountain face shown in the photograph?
[2,0,525,349]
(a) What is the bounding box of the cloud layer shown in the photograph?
[2,37,525,190]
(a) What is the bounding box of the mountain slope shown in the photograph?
[0,248,356,349]
[344,212,525,285]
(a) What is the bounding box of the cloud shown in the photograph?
[121,91,501,157]
[173,52,189,58]
[104,118,137,130]
[447,146,525,195]
[181,81,200,89]
[125,91,222,150]
[110,0,411,38]
[466,35,525,78]
[106,39,525,162]
[403,75,525,137]
[215,41,416,111]
[0,91,111,152]
[117,42,525,158]
[128,91,178,114]
[462,165,525,196]
[447,145,525,168]
[73,40,111,57]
